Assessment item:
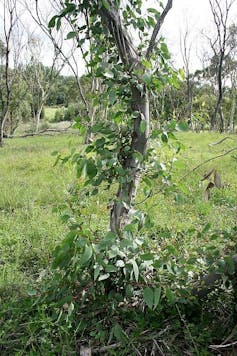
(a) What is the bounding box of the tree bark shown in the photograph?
[228,91,236,133]
[35,103,44,133]
[110,88,149,232]
[98,0,172,233]
[0,112,8,147]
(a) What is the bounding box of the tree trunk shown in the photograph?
[35,103,44,133]
[110,87,149,233]
[228,92,236,133]
[218,105,224,132]
[211,95,224,132]
[0,121,4,147]
[0,113,8,147]
[186,73,193,123]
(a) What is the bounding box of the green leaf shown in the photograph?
[109,91,116,105]
[140,120,147,134]
[113,323,124,341]
[143,287,154,310]
[166,288,175,304]
[86,160,98,179]
[160,42,170,59]
[105,265,118,273]
[56,18,62,31]
[81,245,93,264]
[140,253,154,261]
[153,287,161,309]
[101,0,110,10]
[161,132,168,143]
[67,31,77,39]
[48,16,58,28]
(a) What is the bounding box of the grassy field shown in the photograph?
[0,135,81,295]
[0,132,236,294]
[0,131,236,354]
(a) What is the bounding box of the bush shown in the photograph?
[54,108,65,122]
[63,105,80,121]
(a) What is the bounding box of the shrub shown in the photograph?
[54,108,65,122]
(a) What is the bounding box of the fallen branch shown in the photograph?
[208,136,234,146]
[5,125,74,139]
[181,147,237,180]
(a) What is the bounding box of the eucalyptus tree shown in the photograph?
[0,0,19,145]
[180,26,194,125]
[50,0,174,233]
[23,34,65,132]
[208,0,235,131]
[226,24,237,131]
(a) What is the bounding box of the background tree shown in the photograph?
[23,34,64,132]
[180,26,194,126]
[208,0,235,131]
[0,0,19,145]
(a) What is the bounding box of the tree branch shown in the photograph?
[146,0,173,60]
[181,146,237,180]
[99,0,138,66]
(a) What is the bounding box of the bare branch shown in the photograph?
[181,146,237,180]
[146,0,173,60]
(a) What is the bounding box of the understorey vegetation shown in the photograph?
[0,0,237,355]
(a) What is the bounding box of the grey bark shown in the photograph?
[98,0,173,232]
[229,91,236,132]
[209,0,234,132]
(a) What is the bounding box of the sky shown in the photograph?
[1,0,237,75]
[159,0,237,71]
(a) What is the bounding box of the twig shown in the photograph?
[181,146,237,180]
[209,340,237,350]
[93,343,120,353]
[151,339,165,356]
[146,0,173,59]
[208,136,234,146]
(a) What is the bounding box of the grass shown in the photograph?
[1,131,236,292]
[147,132,237,231]
[0,131,236,354]
[0,135,82,295]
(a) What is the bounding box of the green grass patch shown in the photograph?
[0,131,236,354]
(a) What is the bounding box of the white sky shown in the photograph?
[1,0,237,75]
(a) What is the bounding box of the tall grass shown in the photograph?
[0,132,236,297]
